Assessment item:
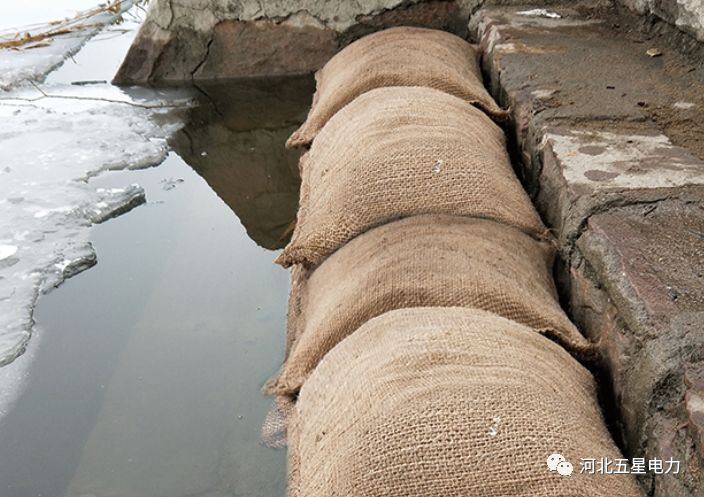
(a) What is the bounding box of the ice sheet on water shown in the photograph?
[0,0,136,90]
[0,319,41,423]
[0,82,190,368]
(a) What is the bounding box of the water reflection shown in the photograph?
[171,76,314,250]
[0,156,293,497]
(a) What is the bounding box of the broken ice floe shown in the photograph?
[0,245,18,262]
[0,82,190,369]
[0,319,42,423]
[0,0,136,90]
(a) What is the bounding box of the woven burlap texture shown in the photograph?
[260,396,295,450]
[268,215,592,397]
[286,26,507,148]
[276,87,546,268]
[288,307,643,497]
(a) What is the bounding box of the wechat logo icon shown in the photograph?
[547,453,574,476]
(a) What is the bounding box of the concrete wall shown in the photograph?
[114,0,475,84]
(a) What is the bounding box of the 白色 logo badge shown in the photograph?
[547,453,573,476]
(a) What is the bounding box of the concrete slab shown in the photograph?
[580,201,704,331]
[473,4,704,249]
[570,200,704,496]
[540,126,704,244]
[547,129,704,192]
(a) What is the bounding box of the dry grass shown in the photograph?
[0,0,147,51]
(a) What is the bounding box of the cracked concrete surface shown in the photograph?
[547,129,704,191]
[114,0,439,83]
[473,4,704,249]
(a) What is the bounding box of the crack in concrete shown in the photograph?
[191,35,214,80]
[166,0,176,30]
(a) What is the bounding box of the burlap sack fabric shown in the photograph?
[286,26,507,148]
[276,87,546,268]
[267,215,593,397]
[260,395,295,451]
[288,307,643,497]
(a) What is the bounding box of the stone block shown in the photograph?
[194,14,338,80]
[570,200,704,496]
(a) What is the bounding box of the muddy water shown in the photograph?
[0,76,313,497]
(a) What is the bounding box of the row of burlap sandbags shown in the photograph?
[264,26,643,496]
[268,26,567,383]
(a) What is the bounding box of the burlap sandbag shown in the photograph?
[276,87,546,268]
[289,307,643,497]
[268,215,592,397]
[286,26,507,148]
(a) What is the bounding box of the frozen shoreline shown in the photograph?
[0,0,137,90]
[0,84,191,370]
[0,1,193,420]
